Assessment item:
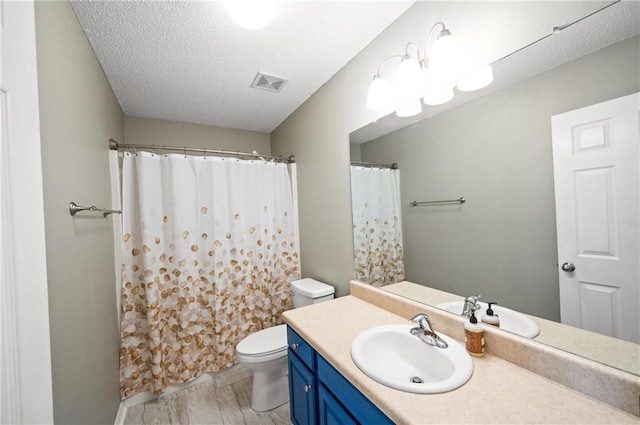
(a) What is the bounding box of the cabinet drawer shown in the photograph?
[317,355,394,425]
[287,326,315,370]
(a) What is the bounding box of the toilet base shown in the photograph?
[250,358,289,412]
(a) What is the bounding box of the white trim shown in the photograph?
[0,1,54,422]
[0,89,22,425]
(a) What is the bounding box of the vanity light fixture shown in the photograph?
[225,0,277,30]
[366,21,494,116]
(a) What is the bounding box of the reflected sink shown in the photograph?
[350,324,473,394]
[437,301,540,339]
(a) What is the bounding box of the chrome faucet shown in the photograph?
[461,295,481,318]
[409,313,448,349]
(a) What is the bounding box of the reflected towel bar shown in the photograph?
[69,202,121,217]
[409,197,466,207]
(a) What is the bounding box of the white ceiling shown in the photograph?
[70,1,639,137]
[70,0,415,133]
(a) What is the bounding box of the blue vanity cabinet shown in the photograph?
[317,383,358,425]
[288,352,316,425]
[287,327,317,425]
[287,326,394,425]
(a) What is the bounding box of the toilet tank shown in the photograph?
[291,278,335,308]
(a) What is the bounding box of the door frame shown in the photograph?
[0,1,54,423]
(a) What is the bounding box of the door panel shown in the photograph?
[574,166,617,257]
[552,92,639,344]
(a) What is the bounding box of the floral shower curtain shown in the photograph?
[351,166,405,287]
[119,152,300,398]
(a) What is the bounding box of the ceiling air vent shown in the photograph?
[251,72,288,93]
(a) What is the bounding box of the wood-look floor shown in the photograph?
[125,366,291,425]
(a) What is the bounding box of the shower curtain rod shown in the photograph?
[351,160,398,169]
[109,139,295,163]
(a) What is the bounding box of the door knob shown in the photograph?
[561,262,576,272]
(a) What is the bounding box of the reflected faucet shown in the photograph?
[409,313,448,349]
[461,295,481,318]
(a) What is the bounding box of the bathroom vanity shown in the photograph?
[287,326,392,425]
[283,281,640,424]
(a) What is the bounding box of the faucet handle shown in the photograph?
[409,313,433,331]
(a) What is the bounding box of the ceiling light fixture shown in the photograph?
[366,21,493,117]
[225,0,277,30]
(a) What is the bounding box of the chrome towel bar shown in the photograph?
[69,202,121,218]
[409,197,466,207]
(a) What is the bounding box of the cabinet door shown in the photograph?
[318,384,357,425]
[317,355,394,425]
[289,352,316,425]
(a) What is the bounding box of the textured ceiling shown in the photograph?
[70,0,414,133]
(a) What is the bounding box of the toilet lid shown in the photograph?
[236,324,288,356]
[291,278,334,298]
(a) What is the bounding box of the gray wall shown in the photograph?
[269,1,596,297]
[271,1,638,301]
[359,36,639,320]
[125,116,271,154]
[269,3,425,297]
[350,144,362,162]
[35,1,124,423]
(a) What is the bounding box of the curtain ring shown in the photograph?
[184,147,187,158]
[203,148,206,159]
[163,145,168,158]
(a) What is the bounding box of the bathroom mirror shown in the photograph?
[349,2,639,375]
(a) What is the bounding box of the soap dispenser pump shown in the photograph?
[464,310,485,357]
[482,302,500,327]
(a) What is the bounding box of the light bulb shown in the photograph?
[457,64,493,92]
[226,0,277,30]
[395,55,424,104]
[423,84,454,106]
[366,75,393,112]
[396,98,422,117]
[428,29,466,85]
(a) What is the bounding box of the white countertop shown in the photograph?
[283,294,639,424]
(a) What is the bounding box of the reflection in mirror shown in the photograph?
[382,281,639,376]
[349,2,639,375]
[350,162,404,286]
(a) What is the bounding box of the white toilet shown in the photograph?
[235,278,334,411]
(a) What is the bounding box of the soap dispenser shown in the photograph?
[482,302,500,327]
[464,310,485,357]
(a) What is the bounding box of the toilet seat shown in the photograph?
[236,324,288,358]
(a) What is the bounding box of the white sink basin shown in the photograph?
[436,301,540,339]
[350,323,473,394]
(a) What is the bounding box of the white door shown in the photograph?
[551,93,640,344]
[0,1,54,423]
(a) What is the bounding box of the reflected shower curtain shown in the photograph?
[351,166,405,287]
[119,152,300,398]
